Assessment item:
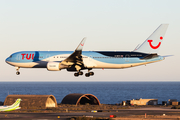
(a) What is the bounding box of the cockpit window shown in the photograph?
[9,55,12,58]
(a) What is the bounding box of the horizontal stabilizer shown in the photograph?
[161,55,174,57]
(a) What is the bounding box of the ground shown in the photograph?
[0,105,180,120]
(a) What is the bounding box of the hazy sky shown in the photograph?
[0,0,179,81]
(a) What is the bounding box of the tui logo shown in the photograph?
[148,36,163,49]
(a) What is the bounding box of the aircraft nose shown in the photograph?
[5,57,10,63]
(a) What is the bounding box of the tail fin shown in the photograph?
[9,98,21,108]
[134,24,169,54]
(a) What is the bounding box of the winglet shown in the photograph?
[75,37,86,51]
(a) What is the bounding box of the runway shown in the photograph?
[1,107,180,120]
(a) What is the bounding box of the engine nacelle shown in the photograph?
[47,62,69,71]
[47,62,61,71]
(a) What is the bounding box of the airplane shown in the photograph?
[0,99,21,112]
[6,24,169,77]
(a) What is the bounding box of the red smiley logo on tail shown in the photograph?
[148,36,163,49]
[81,43,84,46]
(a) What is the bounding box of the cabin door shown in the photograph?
[46,54,50,61]
[16,54,21,61]
[125,54,130,62]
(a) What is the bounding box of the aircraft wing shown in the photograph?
[61,38,86,71]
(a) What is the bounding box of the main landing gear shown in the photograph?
[74,70,94,77]
[85,69,94,77]
[15,67,20,75]
[85,72,94,77]
[74,71,83,77]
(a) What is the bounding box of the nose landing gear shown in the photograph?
[15,67,20,75]
[16,71,20,75]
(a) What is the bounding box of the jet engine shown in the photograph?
[47,62,68,71]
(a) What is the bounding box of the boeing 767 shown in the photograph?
[6,24,169,77]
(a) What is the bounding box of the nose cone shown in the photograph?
[5,57,10,63]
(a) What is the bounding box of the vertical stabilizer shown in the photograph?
[0,99,21,111]
[8,99,21,108]
[134,24,168,54]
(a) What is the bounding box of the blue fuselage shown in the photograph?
[6,51,164,69]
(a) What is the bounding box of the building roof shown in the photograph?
[4,94,57,109]
[61,93,100,105]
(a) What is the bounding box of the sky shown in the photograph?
[0,0,180,82]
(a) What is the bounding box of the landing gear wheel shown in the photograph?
[89,72,94,76]
[74,73,79,77]
[16,71,20,75]
[85,73,90,77]
[79,71,83,75]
